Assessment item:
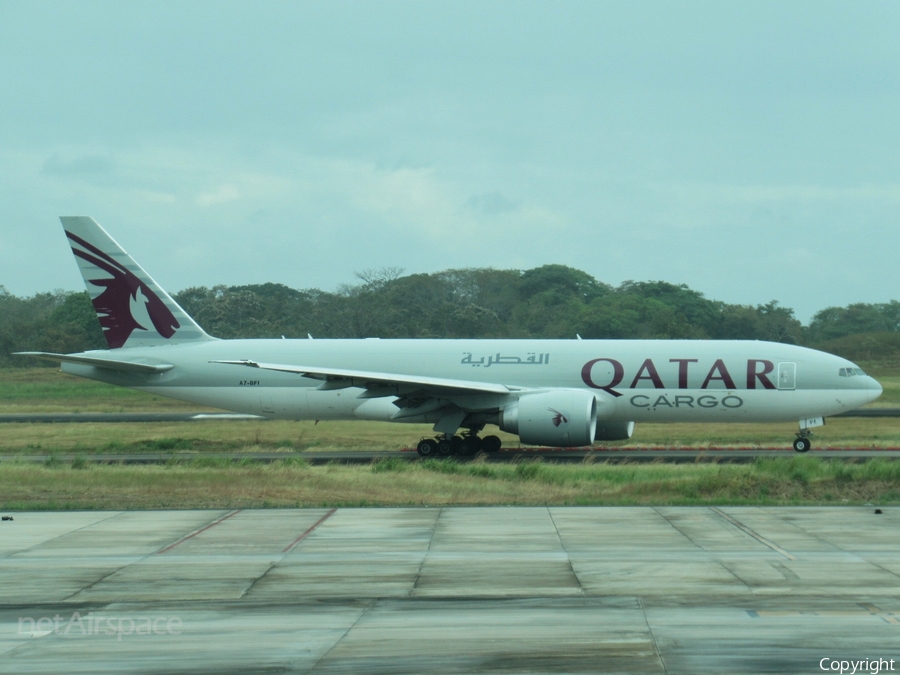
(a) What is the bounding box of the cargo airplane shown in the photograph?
[17,217,883,455]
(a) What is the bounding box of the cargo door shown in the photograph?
[777,362,796,390]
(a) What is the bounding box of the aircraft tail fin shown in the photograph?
[60,216,215,349]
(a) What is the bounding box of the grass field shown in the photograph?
[2,456,899,510]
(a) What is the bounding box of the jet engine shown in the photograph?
[499,390,597,447]
[594,420,634,441]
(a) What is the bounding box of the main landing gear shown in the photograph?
[416,432,502,457]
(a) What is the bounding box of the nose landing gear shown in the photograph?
[792,416,824,453]
[792,434,812,453]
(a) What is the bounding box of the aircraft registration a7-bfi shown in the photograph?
[18,217,883,455]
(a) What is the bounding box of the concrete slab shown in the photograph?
[169,509,334,554]
[0,512,123,557]
[2,507,900,673]
[248,555,424,600]
[312,597,663,674]
[1,601,370,675]
[412,507,582,597]
[12,510,229,558]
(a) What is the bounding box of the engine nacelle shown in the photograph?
[594,420,634,441]
[499,390,597,447]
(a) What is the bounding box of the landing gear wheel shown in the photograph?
[456,436,479,456]
[417,439,438,457]
[437,438,454,456]
[481,435,502,453]
[793,437,811,453]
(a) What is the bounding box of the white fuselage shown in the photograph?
[61,338,883,426]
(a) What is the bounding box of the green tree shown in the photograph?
[580,294,706,339]
[617,281,723,337]
[519,265,609,302]
[807,301,900,342]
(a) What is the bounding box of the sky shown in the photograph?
[1,1,898,323]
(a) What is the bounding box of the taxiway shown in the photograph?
[2,507,900,673]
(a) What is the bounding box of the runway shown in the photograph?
[2,507,900,673]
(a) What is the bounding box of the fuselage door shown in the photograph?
[777,362,796,390]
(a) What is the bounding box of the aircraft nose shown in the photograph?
[868,377,884,403]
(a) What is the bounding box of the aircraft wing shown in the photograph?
[210,359,518,397]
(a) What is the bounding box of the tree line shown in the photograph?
[2,264,898,367]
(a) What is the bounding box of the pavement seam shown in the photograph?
[11,512,145,618]
[5,510,124,559]
[764,507,900,580]
[638,597,669,675]
[305,599,375,674]
[62,567,132,601]
[709,507,797,561]
[282,508,337,552]
[547,507,584,595]
[410,506,442,593]
[59,511,241,602]
[760,506,842,552]
[770,561,801,580]
[649,506,706,551]
[155,509,242,554]
[240,508,340,600]
[238,561,278,601]
[652,507,753,591]
[862,561,900,582]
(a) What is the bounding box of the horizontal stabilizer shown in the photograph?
[15,352,174,374]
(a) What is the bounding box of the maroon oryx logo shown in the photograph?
[66,230,180,348]
[549,408,568,427]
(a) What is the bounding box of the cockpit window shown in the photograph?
[839,367,867,377]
